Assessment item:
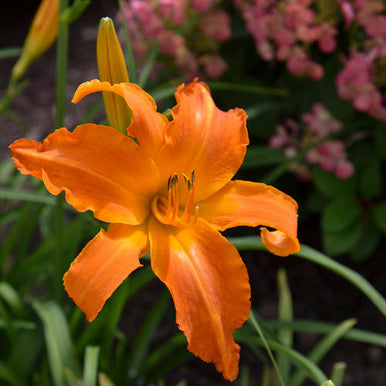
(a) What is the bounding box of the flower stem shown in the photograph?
[54,0,69,300]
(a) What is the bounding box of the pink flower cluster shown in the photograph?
[234,0,338,80]
[119,0,231,79]
[269,103,354,181]
[335,0,386,122]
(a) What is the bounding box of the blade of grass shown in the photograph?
[0,47,22,60]
[76,266,155,352]
[118,0,136,82]
[144,349,192,385]
[229,236,386,317]
[0,282,25,317]
[0,362,23,386]
[83,346,100,386]
[33,301,78,386]
[249,310,285,386]
[79,96,104,124]
[127,291,170,371]
[7,329,42,382]
[235,331,328,384]
[265,320,386,347]
[138,46,159,88]
[240,365,250,386]
[0,201,33,274]
[289,318,356,386]
[261,365,271,386]
[54,0,70,302]
[276,269,293,385]
[138,333,187,376]
[330,362,346,386]
[0,189,55,204]
[207,81,288,97]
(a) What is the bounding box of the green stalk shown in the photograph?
[54,0,69,300]
[229,236,386,317]
[118,0,136,82]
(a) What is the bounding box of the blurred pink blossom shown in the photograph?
[199,54,228,78]
[159,0,187,25]
[199,11,231,42]
[158,30,186,56]
[192,0,216,12]
[269,104,354,180]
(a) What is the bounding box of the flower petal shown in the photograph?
[156,80,249,201]
[9,124,159,224]
[63,222,148,322]
[148,216,250,381]
[199,180,300,256]
[72,79,168,159]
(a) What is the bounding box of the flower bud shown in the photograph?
[97,17,132,134]
[11,0,59,81]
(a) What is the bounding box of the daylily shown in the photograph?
[9,79,300,381]
[11,0,59,81]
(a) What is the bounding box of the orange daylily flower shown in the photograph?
[9,79,300,381]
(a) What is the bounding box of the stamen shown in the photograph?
[171,174,179,221]
[164,171,196,226]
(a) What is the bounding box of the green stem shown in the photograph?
[54,0,69,300]
[229,237,386,317]
[0,81,28,115]
[118,0,136,82]
[56,0,69,129]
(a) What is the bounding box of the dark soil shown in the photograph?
[1,1,385,385]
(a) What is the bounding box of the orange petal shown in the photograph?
[72,79,168,159]
[9,124,159,224]
[148,216,250,381]
[156,80,249,201]
[198,180,300,256]
[64,223,148,321]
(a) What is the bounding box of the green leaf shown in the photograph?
[127,291,170,371]
[358,159,381,200]
[330,362,346,386]
[235,331,328,384]
[289,318,356,386]
[207,81,288,96]
[321,194,361,233]
[242,146,286,169]
[276,269,293,385]
[248,311,285,386]
[323,220,363,256]
[83,346,100,386]
[306,191,328,214]
[0,47,22,60]
[7,330,42,382]
[374,124,386,160]
[321,381,335,386]
[228,236,386,317]
[138,333,187,376]
[296,244,386,317]
[33,301,78,386]
[0,282,25,317]
[60,0,90,24]
[374,201,386,233]
[350,223,381,262]
[0,362,23,386]
[265,320,386,347]
[313,169,356,197]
